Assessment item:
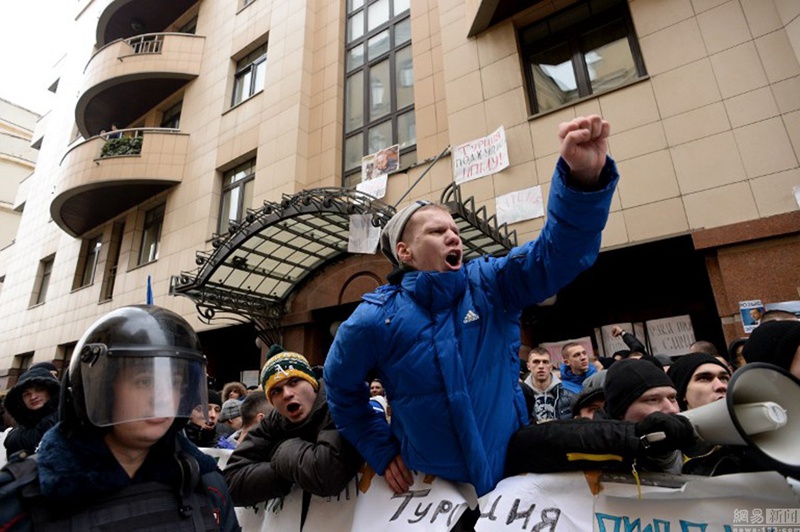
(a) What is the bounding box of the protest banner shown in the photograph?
[453,126,509,184]
[740,300,766,333]
[219,469,800,531]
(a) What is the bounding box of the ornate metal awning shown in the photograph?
[170,185,517,343]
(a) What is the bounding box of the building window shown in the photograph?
[520,0,646,115]
[219,159,255,234]
[343,0,415,187]
[101,222,125,301]
[55,342,76,377]
[31,255,55,306]
[10,352,34,387]
[232,43,267,106]
[160,101,182,129]
[74,235,102,289]
[138,204,165,265]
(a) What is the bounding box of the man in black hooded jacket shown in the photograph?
[3,366,61,456]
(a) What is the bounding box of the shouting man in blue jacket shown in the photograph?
[324,115,618,499]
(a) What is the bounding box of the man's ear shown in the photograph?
[396,241,412,263]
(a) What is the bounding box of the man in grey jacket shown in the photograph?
[224,348,362,510]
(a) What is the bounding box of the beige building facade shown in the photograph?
[0,0,798,386]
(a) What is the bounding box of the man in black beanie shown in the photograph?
[742,320,800,378]
[183,388,223,448]
[667,353,730,411]
[506,359,695,476]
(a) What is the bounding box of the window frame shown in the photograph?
[32,255,55,306]
[519,0,646,116]
[343,0,415,187]
[218,158,256,235]
[137,203,166,266]
[231,43,267,107]
[74,234,103,289]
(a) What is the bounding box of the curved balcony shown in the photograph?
[76,32,204,138]
[51,128,189,237]
[96,0,200,45]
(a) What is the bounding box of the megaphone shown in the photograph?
[679,362,800,476]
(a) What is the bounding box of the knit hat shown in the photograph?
[571,386,606,418]
[380,200,433,266]
[742,321,800,371]
[604,359,675,420]
[208,389,222,407]
[219,399,242,422]
[667,353,730,410]
[261,350,319,402]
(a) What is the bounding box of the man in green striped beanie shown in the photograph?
[261,350,319,404]
[225,345,362,508]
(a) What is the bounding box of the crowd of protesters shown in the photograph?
[1,115,799,531]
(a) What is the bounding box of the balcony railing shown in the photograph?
[127,34,164,54]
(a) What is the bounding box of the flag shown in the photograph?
[146,275,154,305]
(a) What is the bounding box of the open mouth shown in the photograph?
[445,251,461,267]
[286,403,300,414]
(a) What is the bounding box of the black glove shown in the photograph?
[635,412,696,455]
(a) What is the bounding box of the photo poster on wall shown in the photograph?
[739,299,765,334]
[357,144,399,199]
[645,315,695,357]
[540,336,594,367]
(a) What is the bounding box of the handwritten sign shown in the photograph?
[219,469,800,531]
[453,126,510,184]
[495,186,543,226]
[348,214,381,254]
[645,315,695,356]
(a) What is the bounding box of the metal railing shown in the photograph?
[127,34,164,54]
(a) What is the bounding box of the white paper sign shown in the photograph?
[453,126,510,184]
[595,471,800,531]
[495,186,544,225]
[356,173,388,199]
[348,214,381,254]
[476,472,593,531]
[600,323,634,356]
[645,315,695,356]
[221,468,800,531]
[794,185,800,209]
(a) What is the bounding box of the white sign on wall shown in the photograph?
[495,186,544,226]
[452,126,509,184]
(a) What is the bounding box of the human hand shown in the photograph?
[558,115,610,186]
[383,454,414,494]
[635,412,696,454]
[611,326,624,337]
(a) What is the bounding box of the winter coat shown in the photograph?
[184,421,221,448]
[0,423,239,531]
[224,379,362,507]
[3,368,61,456]
[324,157,618,496]
[506,418,682,476]
[559,363,598,394]
[521,373,572,421]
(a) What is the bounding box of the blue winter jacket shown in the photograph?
[324,157,618,496]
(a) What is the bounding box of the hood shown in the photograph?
[4,367,61,426]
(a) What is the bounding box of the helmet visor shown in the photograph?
[81,351,207,427]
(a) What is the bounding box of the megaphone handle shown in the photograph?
[640,431,666,450]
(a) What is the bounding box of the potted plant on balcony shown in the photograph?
[100,136,143,158]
